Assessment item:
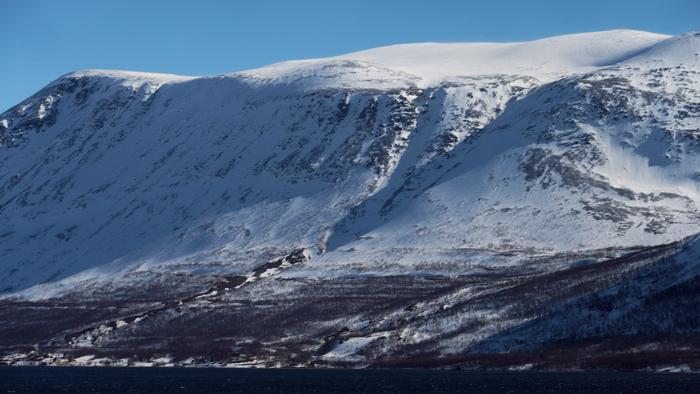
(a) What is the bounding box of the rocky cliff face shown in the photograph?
[0,30,699,369]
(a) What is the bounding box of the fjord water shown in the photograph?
[1,367,698,393]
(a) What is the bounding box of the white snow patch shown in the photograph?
[321,335,380,361]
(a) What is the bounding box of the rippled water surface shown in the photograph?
[1,367,699,393]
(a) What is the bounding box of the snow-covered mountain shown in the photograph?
[1,30,699,369]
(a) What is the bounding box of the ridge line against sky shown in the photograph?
[2,0,699,112]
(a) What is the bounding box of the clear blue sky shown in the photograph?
[2,0,698,112]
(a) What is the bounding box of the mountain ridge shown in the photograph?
[35,29,676,92]
[1,29,699,297]
[1,29,699,370]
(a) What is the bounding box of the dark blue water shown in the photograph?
[1,367,698,393]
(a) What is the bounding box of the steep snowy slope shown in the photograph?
[0,69,425,294]
[0,29,698,303]
[319,58,700,268]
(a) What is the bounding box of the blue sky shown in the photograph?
[2,0,698,112]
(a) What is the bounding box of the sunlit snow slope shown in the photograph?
[0,30,698,298]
